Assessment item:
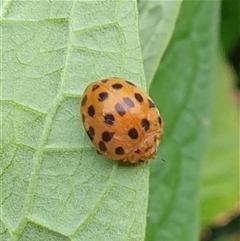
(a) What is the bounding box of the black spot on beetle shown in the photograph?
[88,105,95,117]
[134,93,143,102]
[128,128,138,139]
[98,141,107,152]
[81,95,87,106]
[115,103,126,116]
[86,126,95,140]
[123,97,134,108]
[101,79,109,83]
[125,80,136,86]
[115,146,125,155]
[104,114,115,125]
[148,99,155,108]
[92,84,100,91]
[141,118,150,131]
[112,83,123,89]
[102,131,115,142]
[98,92,108,101]
[158,116,162,125]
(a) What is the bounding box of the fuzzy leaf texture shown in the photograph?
[138,0,182,84]
[1,1,149,240]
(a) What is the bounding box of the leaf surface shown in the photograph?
[1,1,148,240]
[138,0,182,83]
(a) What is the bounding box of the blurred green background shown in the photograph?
[199,0,239,239]
[145,0,239,240]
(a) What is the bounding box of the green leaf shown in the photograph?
[0,219,8,241]
[200,55,239,227]
[1,1,148,240]
[144,1,220,240]
[138,0,182,83]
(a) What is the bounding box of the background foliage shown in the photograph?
[1,1,239,241]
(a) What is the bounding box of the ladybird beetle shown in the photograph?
[80,77,163,164]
